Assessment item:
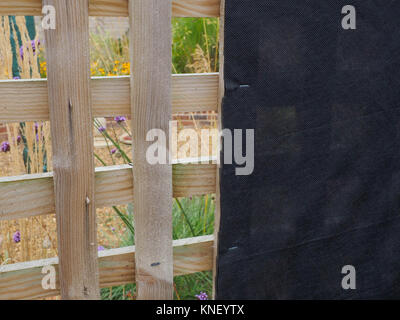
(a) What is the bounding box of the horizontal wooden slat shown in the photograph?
[0,162,216,221]
[0,0,220,17]
[0,73,218,123]
[0,235,214,300]
[173,162,217,197]
[173,0,220,17]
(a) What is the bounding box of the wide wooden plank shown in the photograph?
[0,236,214,300]
[44,0,99,299]
[130,0,173,300]
[0,74,218,122]
[0,0,220,17]
[0,163,217,221]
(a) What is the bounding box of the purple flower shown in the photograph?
[111,227,116,232]
[111,148,117,155]
[13,76,20,80]
[195,292,208,300]
[1,141,10,152]
[98,245,105,251]
[114,116,126,124]
[13,231,21,243]
[13,135,22,144]
[31,40,36,55]
[19,46,24,60]
[98,126,106,133]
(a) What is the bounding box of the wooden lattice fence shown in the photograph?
[0,0,224,300]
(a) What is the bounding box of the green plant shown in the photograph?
[90,29,130,76]
[90,18,219,76]
[172,18,219,73]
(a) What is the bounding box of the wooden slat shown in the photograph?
[130,0,173,300]
[0,0,220,17]
[0,235,214,300]
[0,79,48,122]
[0,163,217,221]
[44,0,99,299]
[0,74,218,123]
[173,163,216,197]
[171,73,218,113]
[173,0,219,17]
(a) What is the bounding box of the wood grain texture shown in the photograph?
[173,0,219,17]
[173,163,216,197]
[0,74,218,122]
[0,0,220,17]
[0,236,214,300]
[213,0,224,298]
[172,73,218,113]
[44,0,99,299]
[0,163,217,221]
[130,0,173,300]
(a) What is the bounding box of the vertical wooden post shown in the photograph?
[129,0,174,299]
[213,0,225,299]
[44,0,100,299]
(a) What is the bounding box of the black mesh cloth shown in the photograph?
[217,0,400,299]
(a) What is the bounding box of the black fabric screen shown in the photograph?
[217,0,400,299]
